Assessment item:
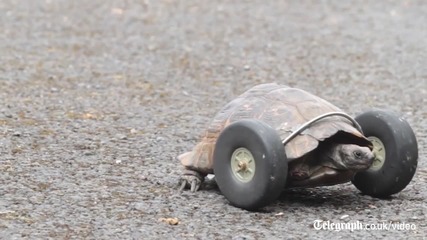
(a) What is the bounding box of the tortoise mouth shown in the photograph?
[345,162,372,170]
[288,166,355,188]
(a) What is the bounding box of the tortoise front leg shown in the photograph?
[178,169,205,192]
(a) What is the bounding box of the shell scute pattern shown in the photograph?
[179,83,368,174]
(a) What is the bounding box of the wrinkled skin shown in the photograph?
[288,144,374,187]
[326,144,375,170]
[179,144,375,191]
[178,169,204,192]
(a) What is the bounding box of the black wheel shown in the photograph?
[213,119,288,210]
[352,109,418,198]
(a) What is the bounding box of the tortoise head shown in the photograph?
[328,144,375,170]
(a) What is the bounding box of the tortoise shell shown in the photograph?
[179,83,371,174]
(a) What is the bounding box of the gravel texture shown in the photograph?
[0,0,426,239]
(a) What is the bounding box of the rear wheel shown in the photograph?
[352,109,418,197]
[213,119,288,210]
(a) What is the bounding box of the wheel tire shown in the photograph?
[352,109,418,198]
[213,119,288,210]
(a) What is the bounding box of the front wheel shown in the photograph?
[213,119,288,210]
[352,109,418,198]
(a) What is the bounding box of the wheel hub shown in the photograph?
[231,147,256,182]
[368,136,386,171]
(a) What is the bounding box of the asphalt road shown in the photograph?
[0,0,426,239]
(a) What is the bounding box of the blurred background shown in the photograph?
[0,0,426,239]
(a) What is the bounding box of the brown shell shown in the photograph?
[179,83,370,174]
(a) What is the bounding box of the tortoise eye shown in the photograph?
[354,151,362,158]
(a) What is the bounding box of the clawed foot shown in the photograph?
[178,170,204,192]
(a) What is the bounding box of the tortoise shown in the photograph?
[178,83,418,210]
